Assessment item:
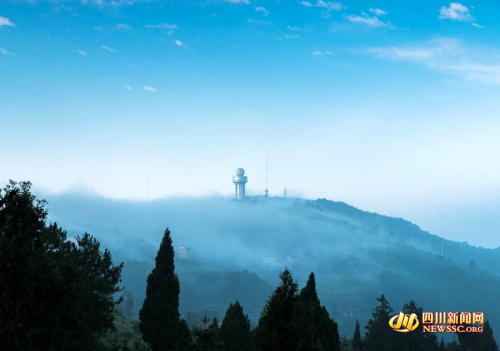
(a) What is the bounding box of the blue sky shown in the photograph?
[1,0,500,247]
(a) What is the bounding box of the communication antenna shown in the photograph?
[284,183,288,198]
[265,155,269,198]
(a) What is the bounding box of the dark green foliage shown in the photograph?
[139,228,191,351]
[210,317,220,339]
[396,301,438,351]
[252,268,299,351]
[252,269,340,351]
[439,338,446,351]
[133,337,153,351]
[219,301,252,351]
[483,320,499,351]
[192,315,225,351]
[446,340,463,351]
[101,309,142,346]
[0,180,123,351]
[352,320,362,351]
[178,319,193,351]
[363,295,397,351]
[457,319,498,351]
[339,335,352,351]
[295,272,340,351]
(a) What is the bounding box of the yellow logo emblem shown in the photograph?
[389,312,419,332]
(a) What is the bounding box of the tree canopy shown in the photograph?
[0,180,124,351]
[219,301,252,351]
[139,227,191,351]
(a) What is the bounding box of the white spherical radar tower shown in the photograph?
[233,168,248,200]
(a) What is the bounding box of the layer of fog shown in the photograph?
[42,192,403,284]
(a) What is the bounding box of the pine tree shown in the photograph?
[220,301,252,351]
[0,180,123,351]
[211,318,220,331]
[177,320,193,351]
[252,268,299,351]
[438,338,446,351]
[139,228,189,351]
[296,273,340,351]
[483,320,499,351]
[352,320,362,351]
[339,335,352,351]
[397,300,438,351]
[458,319,498,351]
[446,340,462,351]
[363,295,397,351]
[193,316,225,351]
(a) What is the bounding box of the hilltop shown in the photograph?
[44,194,500,337]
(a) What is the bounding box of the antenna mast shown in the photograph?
[284,183,287,198]
[265,155,269,198]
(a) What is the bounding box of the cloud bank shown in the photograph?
[367,38,500,85]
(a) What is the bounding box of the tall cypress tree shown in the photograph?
[352,320,362,351]
[220,301,252,351]
[296,273,340,351]
[139,228,190,351]
[252,268,299,351]
[483,320,499,351]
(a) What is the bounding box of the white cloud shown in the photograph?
[255,7,270,16]
[471,23,484,28]
[78,49,87,55]
[116,23,131,30]
[0,16,15,27]
[300,1,345,11]
[125,85,132,90]
[344,13,393,28]
[247,18,272,25]
[278,34,300,40]
[225,0,250,4]
[439,3,473,21]
[369,8,387,16]
[316,0,344,11]
[174,39,189,48]
[287,26,300,31]
[146,23,178,29]
[0,48,15,55]
[367,38,500,85]
[313,51,332,55]
[102,45,115,52]
[94,26,103,31]
[144,86,156,92]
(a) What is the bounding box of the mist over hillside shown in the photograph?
[43,193,500,338]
